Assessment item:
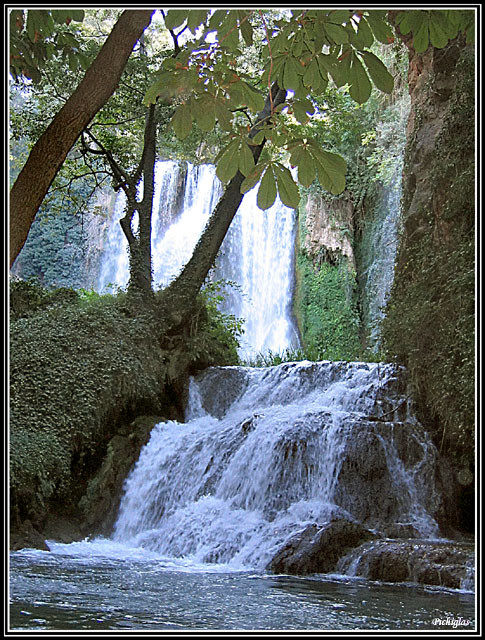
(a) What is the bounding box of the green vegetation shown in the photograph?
[9,278,240,526]
[381,45,475,467]
[8,9,476,539]
[294,251,361,362]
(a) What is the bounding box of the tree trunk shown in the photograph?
[159,84,287,324]
[9,9,155,268]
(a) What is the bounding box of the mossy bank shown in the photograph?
[9,280,240,549]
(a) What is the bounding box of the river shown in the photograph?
[9,542,475,631]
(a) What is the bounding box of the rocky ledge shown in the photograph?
[267,517,474,592]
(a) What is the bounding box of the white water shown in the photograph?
[110,360,441,572]
[97,160,299,357]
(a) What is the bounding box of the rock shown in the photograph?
[10,519,49,551]
[339,539,475,591]
[189,367,249,419]
[267,517,378,575]
[77,416,162,536]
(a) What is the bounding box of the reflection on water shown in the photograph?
[9,547,476,632]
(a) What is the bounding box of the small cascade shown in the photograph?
[357,170,402,350]
[97,160,299,356]
[112,361,442,572]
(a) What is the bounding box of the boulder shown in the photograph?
[338,539,475,590]
[267,517,378,575]
[10,519,49,552]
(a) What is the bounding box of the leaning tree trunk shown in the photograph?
[119,102,157,299]
[158,83,287,327]
[9,9,154,268]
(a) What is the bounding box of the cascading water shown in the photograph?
[97,160,300,357]
[112,360,442,572]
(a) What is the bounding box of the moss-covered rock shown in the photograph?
[9,284,240,547]
[381,41,475,475]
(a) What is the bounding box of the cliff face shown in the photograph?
[302,192,355,269]
[294,191,361,362]
[381,35,475,529]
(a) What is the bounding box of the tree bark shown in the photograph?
[159,83,287,324]
[9,9,155,268]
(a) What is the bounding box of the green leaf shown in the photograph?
[218,11,240,50]
[214,101,233,131]
[171,103,193,139]
[366,10,395,44]
[241,82,265,113]
[240,163,264,194]
[164,10,187,30]
[360,51,394,93]
[290,143,317,188]
[68,51,78,72]
[349,16,374,49]
[308,145,346,195]
[293,98,315,124]
[349,54,372,104]
[429,13,451,48]
[216,139,240,182]
[297,155,316,188]
[239,13,253,45]
[412,16,430,53]
[274,164,300,209]
[257,165,277,210]
[396,10,423,36]
[303,58,321,90]
[192,96,216,132]
[283,56,302,91]
[68,10,84,22]
[328,52,351,88]
[187,10,208,34]
[51,10,72,24]
[329,10,351,24]
[26,11,38,42]
[324,22,349,44]
[238,142,255,177]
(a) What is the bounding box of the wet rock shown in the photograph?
[77,416,162,536]
[339,539,475,591]
[10,519,49,551]
[267,517,378,575]
[332,418,443,535]
[190,367,250,418]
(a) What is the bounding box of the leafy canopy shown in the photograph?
[9,9,89,83]
[144,9,472,210]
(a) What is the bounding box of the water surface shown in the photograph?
[9,543,475,632]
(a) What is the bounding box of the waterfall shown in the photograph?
[112,360,441,571]
[97,160,299,356]
[357,170,402,350]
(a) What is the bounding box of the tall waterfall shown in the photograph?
[97,160,300,357]
[112,360,442,571]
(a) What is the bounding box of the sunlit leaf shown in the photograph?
[274,164,300,209]
[171,103,193,139]
[349,54,372,104]
[360,51,394,93]
[257,165,277,210]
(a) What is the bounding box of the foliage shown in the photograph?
[10,278,241,522]
[144,9,471,211]
[395,9,474,52]
[9,9,88,83]
[11,192,93,289]
[381,44,475,466]
[9,277,78,319]
[191,280,245,367]
[294,250,361,362]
